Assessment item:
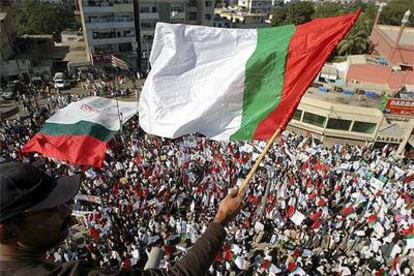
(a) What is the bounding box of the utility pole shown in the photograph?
[133,0,143,74]
[373,3,386,29]
[390,9,411,64]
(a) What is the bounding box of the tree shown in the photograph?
[379,0,413,27]
[8,0,77,36]
[314,2,343,19]
[271,6,288,26]
[363,3,377,23]
[346,0,367,12]
[286,2,315,25]
[336,18,371,56]
[271,2,315,26]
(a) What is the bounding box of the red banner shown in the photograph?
[92,54,112,65]
[384,98,414,116]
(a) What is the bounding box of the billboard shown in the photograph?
[384,98,414,116]
[92,54,112,65]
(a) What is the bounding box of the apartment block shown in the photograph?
[140,0,215,58]
[78,0,138,66]
[79,0,215,69]
[237,0,272,14]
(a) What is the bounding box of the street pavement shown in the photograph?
[0,77,146,120]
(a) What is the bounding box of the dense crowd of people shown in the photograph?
[1,95,413,275]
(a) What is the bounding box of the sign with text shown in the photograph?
[384,98,414,116]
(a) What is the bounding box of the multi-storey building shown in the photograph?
[139,0,214,66]
[78,0,138,67]
[214,5,269,29]
[237,0,272,14]
[0,12,16,61]
[79,0,215,70]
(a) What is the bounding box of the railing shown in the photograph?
[89,17,134,23]
[84,0,132,7]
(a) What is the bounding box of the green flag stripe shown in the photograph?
[40,121,116,142]
[230,25,295,140]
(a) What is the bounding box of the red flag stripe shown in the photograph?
[253,9,361,138]
[22,133,107,168]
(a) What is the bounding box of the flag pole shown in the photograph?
[115,97,122,132]
[238,128,282,197]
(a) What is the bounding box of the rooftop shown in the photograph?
[378,122,407,138]
[347,55,381,65]
[62,42,89,66]
[346,63,414,91]
[304,87,382,109]
[377,25,414,47]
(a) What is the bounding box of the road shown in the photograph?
[0,77,146,120]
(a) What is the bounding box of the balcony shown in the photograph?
[140,12,159,20]
[86,17,135,29]
[92,36,136,46]
[82,1,133,13]
[171,11,185,19]
[83,0,132,7]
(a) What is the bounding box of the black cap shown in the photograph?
[0,162,80,223]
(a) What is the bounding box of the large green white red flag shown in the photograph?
[22,97,138,167]
[139,10,361,140]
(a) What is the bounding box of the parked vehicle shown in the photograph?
[53,72,70,90]
[0,88,17,100]
[31,75,43,87]
[54,79,71,90]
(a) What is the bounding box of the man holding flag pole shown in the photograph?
[1,9,362,275]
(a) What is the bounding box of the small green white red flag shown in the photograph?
[139,10,361,140]
[22,97,138,167]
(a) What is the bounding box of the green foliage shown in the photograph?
[379,0,413,27]
[271,2,315,26]
[346,0,367,12]
[286,2,315,25]
[271,6,288,26]
[269,0,410,57]
[9,0,76,36]
[314,2,343,18]
[363,3,378,22]
[336,16,371,56]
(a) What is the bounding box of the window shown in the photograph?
[188,12,197,21]
[303,112,326,127]
[119,42,132,52]
[93,31,117,39]
[171,6,184,13]
[205,14,212,20]
[141,22,155,29]
[327,118,352,131]
[351,121,376,134]
[123,30,134,37]
[140,6,150,13]
[152,6,157,13]
[293,110,302,121]
[205,1,212,7]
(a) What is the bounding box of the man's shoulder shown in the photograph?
[0,259,164,276]
[0,259,112,276]
[0,259,57,276]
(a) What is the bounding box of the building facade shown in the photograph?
[78,0,215,70]
[0,12,17,61]
[139,0,214,68]
[78,0,138,67]
[288,96,384,146]
[287,94,414,156]
[237,0,272,14]
[214,6,269,28]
